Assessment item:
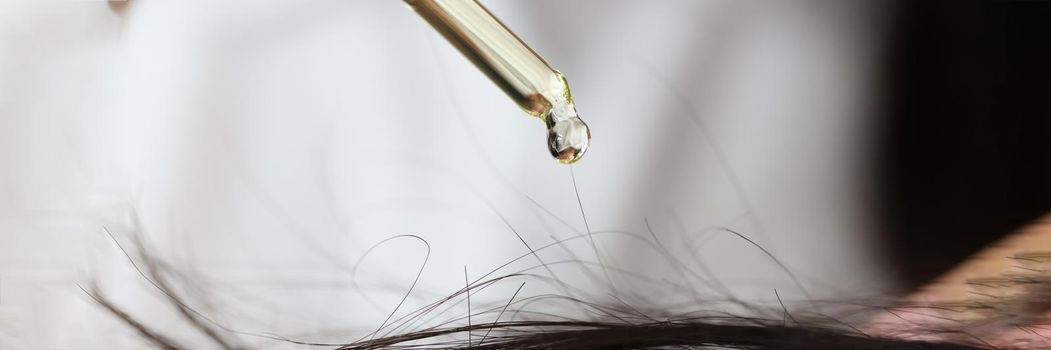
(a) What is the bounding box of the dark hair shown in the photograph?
[84,229,1001,350]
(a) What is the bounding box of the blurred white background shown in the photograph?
[0,0,891,348]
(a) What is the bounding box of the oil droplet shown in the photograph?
[546,109,590,164]
[539,73,590,164]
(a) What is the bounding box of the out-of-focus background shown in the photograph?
[0,0,1048,349]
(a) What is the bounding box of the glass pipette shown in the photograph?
[405,0,591,164]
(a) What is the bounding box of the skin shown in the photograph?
[867,213,1051,348]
